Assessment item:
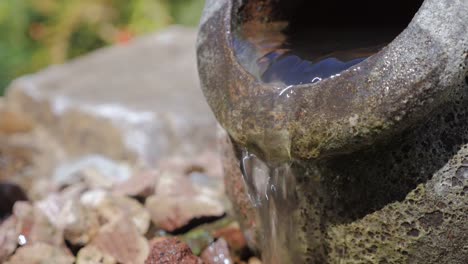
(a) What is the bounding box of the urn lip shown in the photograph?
[197,0,468,161]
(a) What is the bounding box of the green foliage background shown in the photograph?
[0,0,205,95]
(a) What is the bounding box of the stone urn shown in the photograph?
[197,0,468,263]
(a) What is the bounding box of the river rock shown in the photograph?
[76,245,117,264]
[201,238,233,264]
[248,257,262,264]
[212,222,247,252]
[145,155,225,232]
[5,242,75,264]
[91,216,149,264]
[0,109,33,135]
[6,26,218,166]
[113,170,158,197]
[85,191,151,235]
[0,140,35,183]
[0,114,67,200]
[145,237,202,264]
[13,201,64,247]
[52,155,132,189]
[0,216,19,262]
[53,197,100,245]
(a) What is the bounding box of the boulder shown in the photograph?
[6,26,218,166]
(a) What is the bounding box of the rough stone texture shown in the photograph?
[76,245,117,264]
[52,155,132,190]
[59,198,101,245]
[145,154,226,232]
[0,102,72,201]
[0,109,33,135]
[212,222,247,252]
[113,170,158,197]
[145,237,202,264]
[248,257,262,264]
[222,99,468,263]
[89,192,151,235]
[198,0,468,161]
[7,26,218,166]
[13,201,65,247]
[198,0,468,262]
[0,217,19,262]
[5,242,75,264]
[91,216,149,264]
[0,140,35,183]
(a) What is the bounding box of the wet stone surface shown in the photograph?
[201,238,233,264]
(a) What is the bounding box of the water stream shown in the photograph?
[226,1,428,262]
[240,149,300,264]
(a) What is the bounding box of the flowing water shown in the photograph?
[232,4,421,262]
[240,150,300,264]
[233,32,389,263]
[233,26,387,263]
[228,1,427,262]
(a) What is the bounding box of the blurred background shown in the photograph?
[0,0,205,94]
[0,2,246,262]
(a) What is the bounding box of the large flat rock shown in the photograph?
[6,26,217,165]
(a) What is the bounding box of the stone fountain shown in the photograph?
[197,0,467,263]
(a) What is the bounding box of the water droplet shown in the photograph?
[18,234,27,246]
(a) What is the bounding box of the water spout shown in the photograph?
[198,0,468,262]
